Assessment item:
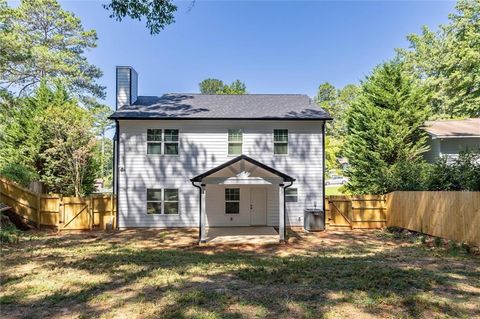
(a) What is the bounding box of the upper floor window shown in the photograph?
[147,129,179,155]
[164,129,179,155]
[147,129,162,154]
[228,129,243,156]
[274,129,288,155]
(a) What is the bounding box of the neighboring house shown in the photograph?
[423,118,480,163]
[109,66,331,242]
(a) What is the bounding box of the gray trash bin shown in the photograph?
[304,209,325,231]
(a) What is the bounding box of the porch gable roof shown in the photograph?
[190,155,296,183]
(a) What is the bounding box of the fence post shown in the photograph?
[89,195,93,230]
[36,194,41,229]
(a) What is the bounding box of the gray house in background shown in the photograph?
[423,118,480,163]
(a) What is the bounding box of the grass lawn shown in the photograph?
[325,185,345,195]
[1,229,479,319]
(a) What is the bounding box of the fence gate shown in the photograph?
[60,197,91,230]
[326,195,387,230]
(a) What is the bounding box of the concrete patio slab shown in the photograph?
[206,226,279,244]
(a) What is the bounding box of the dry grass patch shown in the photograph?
[1,228,479,319]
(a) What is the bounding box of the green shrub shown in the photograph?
[0,163,39,188]
[0,223,20,244]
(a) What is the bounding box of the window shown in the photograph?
[225,188,240,214]
[285,188,298,202]
[164,189,179,214]
[274,129,288,155]
[146,189,162,214]
[146,188,179,215]
[147,129,162,154]
[164,129,179,155]
[228,129,243,155]
[147,129,179,155]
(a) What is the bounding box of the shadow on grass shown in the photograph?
[2,236,479,318]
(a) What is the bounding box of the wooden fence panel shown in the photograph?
[40,196,61,226]
[0,178,39,224]
[386,191,480,245]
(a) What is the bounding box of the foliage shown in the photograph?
[343,60,431,194]
[0,222,19,244]
[199,78,247,94]
[0,0,105,99]
[39,97,98,196]
[104,0,177,35]
[315,83,359,138]
[426,149,480,191]
[0,163,39,187]
[399,0,480,118]
[0,82,99,196]
[383,160,431,192]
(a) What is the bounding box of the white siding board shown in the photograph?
[118,120,324,228]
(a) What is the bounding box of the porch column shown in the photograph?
[279,183,285,242]
[200,184,207,243]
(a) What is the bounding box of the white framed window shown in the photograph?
[147,129,162,155]
[225,188,240,214]
[146,188,179,215]
[164,129,179,155]
[285,188,298,202]
[163,189,179,214]
[274,129,288,155]
[147,129,179,155]
[228,129,243,156]
[146,188,162,214]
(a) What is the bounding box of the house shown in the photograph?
[423,118,480,163]
[109,66,331,242]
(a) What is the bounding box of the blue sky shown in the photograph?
[58,1,456,109]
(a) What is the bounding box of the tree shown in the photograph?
[104,0,177,35]
[0,0,105,99]
[40,103,98,196]
[199,78,247,94]
[399,0,480,118]
[343,60,431,194]
[199,79,225,94]
[0,82,99,195]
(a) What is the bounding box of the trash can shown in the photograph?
[304,209,325,231]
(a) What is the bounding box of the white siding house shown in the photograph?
[110,66,331,242]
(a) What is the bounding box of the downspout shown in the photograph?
[115,120,120,230]
[322,121,326,229]
[191,181,202,242]
[283,180,294,239]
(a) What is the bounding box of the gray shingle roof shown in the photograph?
[109,93,332,120]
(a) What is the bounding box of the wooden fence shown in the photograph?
[0,177,116,230]
[325,195,387,230]
[386,191,480,245]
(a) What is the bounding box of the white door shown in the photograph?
[250,188,267,226]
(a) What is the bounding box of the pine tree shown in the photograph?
[343,60,431,194]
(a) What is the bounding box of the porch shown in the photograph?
[191,155,296,243]
[206,226,279,244]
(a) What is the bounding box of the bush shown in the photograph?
[384,161,431,192]
[427,149,480,191]
[0,163,39,188]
